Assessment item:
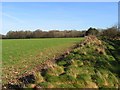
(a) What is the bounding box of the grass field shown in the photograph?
[2,38,84,84]
[23,36,119,88]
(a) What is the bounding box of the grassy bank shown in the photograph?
[22,36,120,89]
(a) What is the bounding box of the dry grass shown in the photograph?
[34,72,44,84]
[95,47,105,55]
[47,64,64,76]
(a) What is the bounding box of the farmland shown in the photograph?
[2,38,84,84]
[2,36,120,89]
[2,2,120,89]
[21,36,120,88]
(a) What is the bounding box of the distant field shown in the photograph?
[2,38,83,84]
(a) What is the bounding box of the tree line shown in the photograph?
[1,30,86,39]
[1,26,120,39]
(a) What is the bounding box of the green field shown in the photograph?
[24,36,119,88]
[2,38,83,84]
[2,37,120,89]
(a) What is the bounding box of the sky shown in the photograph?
[1,0,119,2]
[1,2,118,35]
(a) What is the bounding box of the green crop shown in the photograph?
[2,38,83,84]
